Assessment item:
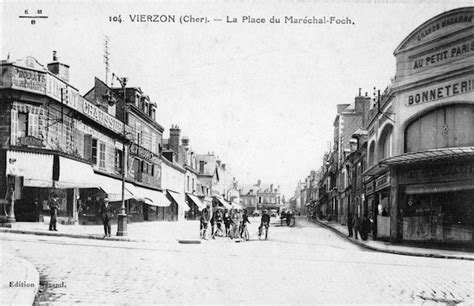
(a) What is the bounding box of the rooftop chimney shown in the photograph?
[169,124,181,154]
[47,51,70,83]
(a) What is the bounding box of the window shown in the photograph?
[151,132,157,154]
[141,160,146,173]
[187,176,190,191]
[192,178,195,192]
[18,112,28,138]
[99,142,106,168]
[115,149,123,172]
[91,139,98,164]
[136,122,142,145]
[151,164,155,176]
[199,161,205,174]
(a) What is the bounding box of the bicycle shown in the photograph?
[258,222,269,240]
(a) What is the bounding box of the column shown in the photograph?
[389,167,399,243]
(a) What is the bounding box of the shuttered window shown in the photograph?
[11,109,18,145]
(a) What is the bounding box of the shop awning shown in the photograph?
[186,194,206,211]
[167,190,190,211]
[93,174,135,201]
[405,180,474,194]
[381,147,474,166]
[134,186,170,207]
[6,151,54,187]
[55,156,99,189]
[215,197,232,209]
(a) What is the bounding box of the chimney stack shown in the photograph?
[47,51,70,83]
[169,124,181,154]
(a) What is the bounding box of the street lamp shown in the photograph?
[110,73,129,236]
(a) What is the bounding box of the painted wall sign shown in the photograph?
[82,99,125,135]
[11,67,46,94]
[411,39,474,70]
[406,76,474,106]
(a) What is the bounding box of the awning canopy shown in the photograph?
[93,174,134,201]
[381,147,474,166]
[405,180,474,195]
[6,151,53,187]
[167,190,190,211]
[134,186,170,207]
[215,197,232,209]
[186,193,206,211]
[55,156,98,189]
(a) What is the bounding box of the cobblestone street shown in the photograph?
[1,218,473,304]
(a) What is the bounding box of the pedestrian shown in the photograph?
[224,209,231,237]
[347,213,353,237]
[200,204,211,239]
[361,215,369,240]
[210,209,216,239]
[352,214,361,240]
[99,197,112,237]
[286,210,291,226]
[48,193,60,231]
[215,208,224,237]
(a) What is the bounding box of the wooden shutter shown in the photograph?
[10,109,18,145]
[83,134,92,161]
[28,113,39,137]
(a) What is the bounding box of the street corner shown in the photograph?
[0,253,40,305]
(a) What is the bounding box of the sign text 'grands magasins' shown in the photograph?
[407,76,474,106]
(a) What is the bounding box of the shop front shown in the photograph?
[385,152,474,245]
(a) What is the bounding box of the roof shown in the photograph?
[380,147,474,166]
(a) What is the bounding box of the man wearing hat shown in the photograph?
[48,193,60,231]
[100,197,112,237]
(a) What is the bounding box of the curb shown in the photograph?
[1,254,40,305]
[311,219,474,261]
[0,228,141,243]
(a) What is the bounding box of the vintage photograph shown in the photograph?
[1,0,473,304]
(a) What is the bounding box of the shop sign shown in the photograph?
[400,162,474,184]
[129,143,160,163]
[11,67,46,94]
[82,99,126,135]
[46,74,79,109]
[18,136,45,148]
[375,173,390,191]
[406,76,474,106]
[411,39,474,70]
[414,13,473,43]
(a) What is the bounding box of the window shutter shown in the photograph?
[11,109,18,145]
[84,134,92,161]
[28,113,39,137]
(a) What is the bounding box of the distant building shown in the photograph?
[239,180,281,213]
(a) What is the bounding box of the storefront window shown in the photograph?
[99,142,106,168]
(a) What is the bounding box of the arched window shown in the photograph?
[378,125,393,160]
[405,104,474,152]
[368,141,376,166]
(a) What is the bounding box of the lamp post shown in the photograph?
[111,73,128,236]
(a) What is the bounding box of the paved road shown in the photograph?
[1,218,473,304]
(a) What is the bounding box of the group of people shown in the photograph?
[280,210,296,226]
[200,206,271,240]
[347,214,373,240]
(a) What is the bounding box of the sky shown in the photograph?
[1,0,473,198]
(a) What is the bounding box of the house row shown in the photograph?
[0,52,240,227]
[302,7,474,247]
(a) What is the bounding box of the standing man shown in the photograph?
[347,213,353,237]
[200,204,211,239]
[352,214,361,240]
[100,198,112,237]
[49,194,60,231]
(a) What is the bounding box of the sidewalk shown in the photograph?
[0,220,202,243]
[0,253,39,305]
[311,218,474,261]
